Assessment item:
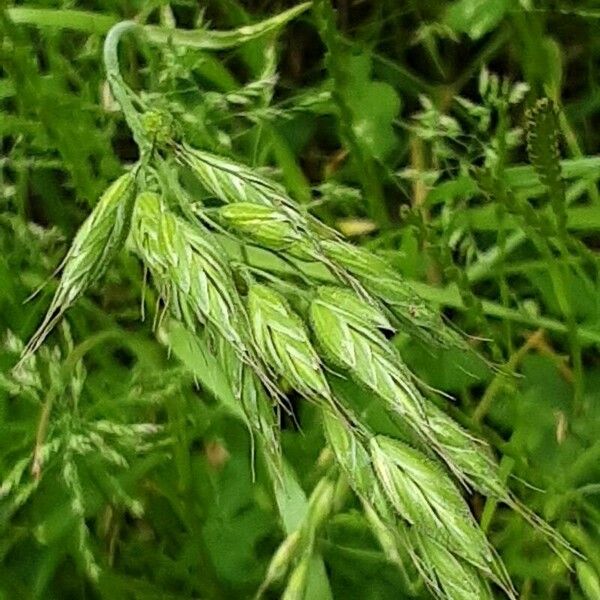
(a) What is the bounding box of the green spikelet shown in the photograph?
[370,436,493,570]
[213,335,283,478]
[247,283,331,400]
[423,402,577,557]
[309,286,433,428]
[131,192,282,401]
[21,170,138,362]
[404,524,496,600]
[241,363,283,480]
[218,202,313,259]
[322,239,470,351]
[176,143,296,211]
[132,192,243,343]
[322,409,377,497]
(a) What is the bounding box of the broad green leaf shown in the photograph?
[445,0,511,40]
[145,4,311,50]
[339,53,401,160]
[6,8,117,34]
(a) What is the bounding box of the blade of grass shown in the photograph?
[6,3,311,50]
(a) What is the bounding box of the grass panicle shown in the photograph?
[20,166,573,600]
[8,3,597,600]
[16,29,583,600]
[423,402,576,555]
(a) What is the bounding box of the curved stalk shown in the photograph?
[103,20,150,157]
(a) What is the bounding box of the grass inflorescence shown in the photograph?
[3,1,600,599]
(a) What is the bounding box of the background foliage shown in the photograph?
[1,0,600,598]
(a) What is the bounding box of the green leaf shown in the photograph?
[7,4,311,48]
[161,320,245,421]
[6,7,117,34]
[145,3,312,50]
[339,53,401,161]
[274,462,334,600]
[445,0,511,40]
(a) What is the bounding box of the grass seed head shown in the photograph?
[21,171,137,362]
[322,239,469,350]
[362,500,405,566]
[179,143,370,287]
[303,477,336,539]
[218,202,312,258]
[177,143,293,210]
[407,525,496,600]
[322,410,378,500]
[423,403,506,498]
[132,192,243,344]
[310,289,491,496]
[314,286,393,331]
[240,365,282,475]
[310,287,426,427]
[370,435,496,574]
[423,402,577,556]
[177,143,332,263]
[132,192,281,398]
[247,283,330,400]
[525,98,565,213]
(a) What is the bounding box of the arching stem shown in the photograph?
[103,20,151,157]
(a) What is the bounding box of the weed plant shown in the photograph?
[1,1,600,599]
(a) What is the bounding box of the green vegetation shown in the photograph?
[1,1,600,598]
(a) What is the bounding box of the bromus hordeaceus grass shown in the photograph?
[23,143,577,599]
[22,138,577,599]
[18,10,582,599]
